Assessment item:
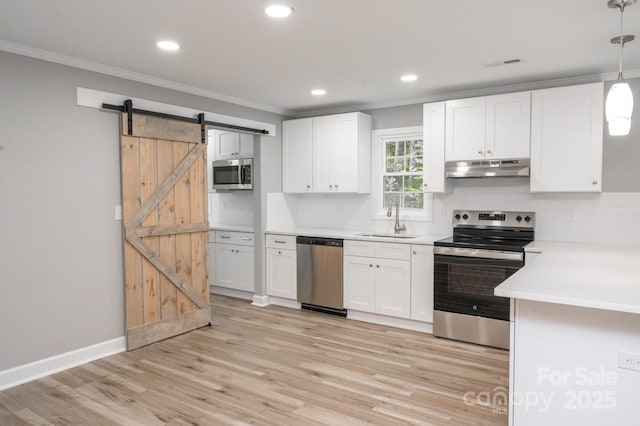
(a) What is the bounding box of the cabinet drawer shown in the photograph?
[215,231,255,246]
[375,242,410,261]
[265,234,296,250]
[344,240,376,257]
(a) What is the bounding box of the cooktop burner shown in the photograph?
[435,210,535,252]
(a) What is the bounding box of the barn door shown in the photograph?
[120,113,210,350]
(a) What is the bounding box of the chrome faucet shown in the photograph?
[387,200,406,234]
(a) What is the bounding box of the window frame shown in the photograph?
[371,126,433,222]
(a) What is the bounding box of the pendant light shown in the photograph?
[606,0,635,136]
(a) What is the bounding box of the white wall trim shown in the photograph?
[77,87,277,136]
[266,297,301,309]
[209,286,254,301]
[347,310,433,334]
[252,295,271,307]
[0,40,292,117]
[0,337,126,391]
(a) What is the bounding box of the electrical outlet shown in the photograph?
[115,205,122,221]
[565,208,576,221]
[618,351,640,372]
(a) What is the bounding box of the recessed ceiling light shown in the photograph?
[157,41,180,51]
[265,4,294,18]
[311,89,326,96]
[401,74,418,82]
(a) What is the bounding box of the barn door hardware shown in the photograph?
[102,100,270,136]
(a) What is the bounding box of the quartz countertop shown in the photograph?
[495,240,640,314]
[265,227,448,245]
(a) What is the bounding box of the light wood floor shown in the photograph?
[0,296,509,425]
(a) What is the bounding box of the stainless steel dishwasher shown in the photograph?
[296,236,346,316]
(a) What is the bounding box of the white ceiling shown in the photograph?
[1,0,639,116]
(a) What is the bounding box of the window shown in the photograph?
[372,127,433,221]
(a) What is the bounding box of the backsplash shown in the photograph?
[267,178,640,245]
[209,192,254,226]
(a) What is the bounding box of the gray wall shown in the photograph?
[0,51,283,370]
[364,78,640,192]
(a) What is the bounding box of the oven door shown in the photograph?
[433,247,523,321]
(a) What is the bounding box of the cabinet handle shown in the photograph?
[369,264,373,267]
[376,264,380,268]
[412,251,417,255]
[220,235,231,239]
[335,184,338,189]
[329,185,333,189]
[278,251,282,255]
[241,237,252,241]
[306,185,310,189]
[487,149,493,155]
[593,180,598,185]
[274,240,287,244]
[478,149,483,155]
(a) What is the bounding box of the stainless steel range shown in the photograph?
[433,210,535,349]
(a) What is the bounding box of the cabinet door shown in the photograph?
[266,248,297,299]
[238,133,254,157]
[530,83,604,192]
[313,114,358,192]
[343,255,376,313]
[486,91,531,159]
[282,118,313,193]
[215,130,241,160]
[410,245,434,323]
[423,102,446,193]
[214,243,238,289]
[235,245,255,292]
[375,258,411,319]
[445,97,486,161]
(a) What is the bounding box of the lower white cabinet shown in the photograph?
[410,245,434,323]
[344,241,411,319]
[265,234,297,300]
[212,231,255,292]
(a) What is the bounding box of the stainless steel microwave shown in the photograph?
[212,158,253,190]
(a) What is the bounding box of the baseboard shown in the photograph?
[0,336,126,391]
[251,294,270,307]
[267,296,300,309]
[209,285,254,301]
[347,310,433,334]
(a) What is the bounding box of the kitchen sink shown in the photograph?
[355,233,419,239]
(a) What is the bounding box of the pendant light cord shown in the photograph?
[619,6,624,76]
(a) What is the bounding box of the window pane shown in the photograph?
[403,175,423,192]
[408,156,423,172]
[403,193,424,209]
[385,141,397,157]
[384,176,403,192]
[409,139,423,157]
[383,192,401,209]
[386,157,406,173]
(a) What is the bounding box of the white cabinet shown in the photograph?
[282,118,313,193]
[344,241,411,319]
[212,231,255,292]
[211,130,253,160]
[445,91,531,161]
[530,82,604,192]
[423,102,446,193]
[265,234,297,300]
[282,112,371,193]
[410,245,434,323]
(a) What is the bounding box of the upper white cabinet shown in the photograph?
[282,112,371,193]
[212,130,253,160]
[445,91,531,161]
[423,102,446,193]
[282,118,313,193]
[530,82,604,192]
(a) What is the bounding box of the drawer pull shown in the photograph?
[241,237,253,241]
[275,240,287,244]
[220,235,231,239]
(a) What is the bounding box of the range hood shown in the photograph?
[445,158,530,178]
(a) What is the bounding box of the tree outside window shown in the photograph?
[382,137,424,209]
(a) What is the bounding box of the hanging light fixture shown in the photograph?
[606,0,635,136]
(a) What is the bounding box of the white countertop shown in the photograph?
[210,223,254,233]
[495,240,640,314]
[265,227,448,245]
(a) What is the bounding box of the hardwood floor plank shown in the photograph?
[0,295,509,425]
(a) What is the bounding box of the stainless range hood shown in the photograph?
[445,158,530,178]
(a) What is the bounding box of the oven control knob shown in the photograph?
[473,305,478,310]
[455,213,461,220]
[462,214,469,220]
[525,216,531,223]
[516,215,522,222]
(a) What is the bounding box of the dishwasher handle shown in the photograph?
[296,236,343,247]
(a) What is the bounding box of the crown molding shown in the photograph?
[0,40,294,117]
[295,69,640,117]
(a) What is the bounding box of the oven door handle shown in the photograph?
[433,246,524,261]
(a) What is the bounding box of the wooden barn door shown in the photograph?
[120,113,210,350]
